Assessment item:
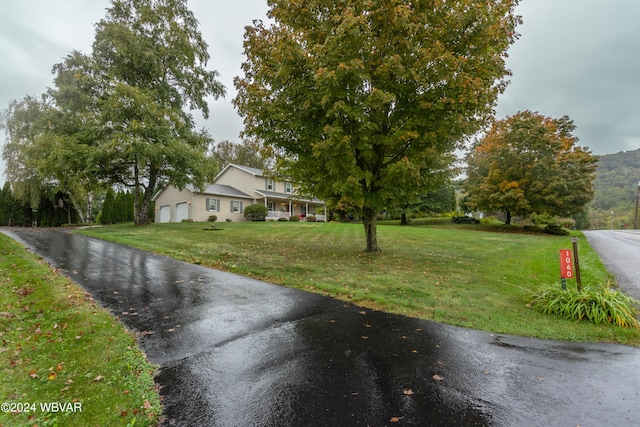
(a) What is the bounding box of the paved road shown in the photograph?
[4,229,640,427]
[583,230,640,300]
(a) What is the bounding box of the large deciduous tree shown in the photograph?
[2,96,53,210]
[211,138,273,170]
[87,0,225,225]
[235,0,521,252]
[3,0,224,226]
[1,94,91,222]
[463,110,598,224]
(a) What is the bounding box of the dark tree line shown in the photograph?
[0,182,80,227]
[98,188,137,225]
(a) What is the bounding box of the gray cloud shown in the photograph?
[496,0,640,155]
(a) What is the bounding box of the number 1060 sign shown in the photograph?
[559,249,573,279]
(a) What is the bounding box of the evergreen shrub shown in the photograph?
[451,216,480,224]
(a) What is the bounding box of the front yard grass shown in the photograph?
[0,233,161,427]
[78,221,640,347]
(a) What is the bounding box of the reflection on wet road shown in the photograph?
[5,229,640,426]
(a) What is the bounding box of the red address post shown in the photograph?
[559,249,574,279]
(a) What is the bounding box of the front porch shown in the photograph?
[263,198,327,222]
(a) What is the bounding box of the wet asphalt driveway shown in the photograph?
[4,229,640,426]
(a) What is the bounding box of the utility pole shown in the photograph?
[635,180,640,229]
[610,211,614,230]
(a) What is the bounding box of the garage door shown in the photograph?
[159,205,171,223]
[176,202,189,222]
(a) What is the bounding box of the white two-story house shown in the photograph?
[153,164,326,223]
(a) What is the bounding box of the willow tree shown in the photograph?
[464,111,598,224]
[235,0,521,252]
[1,94,92,222]
[53,0,225,225]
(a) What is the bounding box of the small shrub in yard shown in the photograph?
[208,215,217,222]
[290,215,301,222]
[451,216,480,224]
[244,204,268,221]
[528,284,640,328]
[306,215,316,222]
[543,224,570,236]
[278,217,289,222]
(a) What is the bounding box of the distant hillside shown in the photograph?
[589,148,640,229]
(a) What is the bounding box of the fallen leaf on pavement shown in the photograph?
[433,374,444,382]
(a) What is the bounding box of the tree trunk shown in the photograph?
[67,192,86,224]
[362,207,381,253]
[400,212,409,225]
[134,187,153,226]
[133,168,157,226]
[505,210,512,225]
[134,195,149,225]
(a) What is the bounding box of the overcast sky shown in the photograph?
[2,0,639,185]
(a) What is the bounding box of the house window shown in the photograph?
[267,202,276,211]
[231,200,243,213]
[266,179,274,191]
[285,182,293,194]
[206,198,220,212]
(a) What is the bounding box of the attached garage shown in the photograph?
[159,205,171,223]
[176,202,189,222]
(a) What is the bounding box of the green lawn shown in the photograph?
[79,220,640,347]
[0,233,161,427]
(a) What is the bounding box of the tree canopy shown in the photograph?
[2,0,225,226]
[235,0,521,252]
[211,138,273,170]
[463,110,598,224]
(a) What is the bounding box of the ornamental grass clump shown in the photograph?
[528,283,640,328]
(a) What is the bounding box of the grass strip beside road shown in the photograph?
[78,221,640,347]
[0,233,161,427]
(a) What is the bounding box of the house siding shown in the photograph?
[154,187,193,223]
[153,164,325,223]
[191,194,252,223]
[215,167,257,197]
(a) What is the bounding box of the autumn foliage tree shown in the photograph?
[235,0,521,252]
[463,111,598,224]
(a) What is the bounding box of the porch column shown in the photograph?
[289,200,292,216]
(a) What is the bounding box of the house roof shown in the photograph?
[255,189,323,203]
[153,163,323,204]
[231,164,264,176]
[187,184,253,199]
[214,163,265,181]
[254,189,292,201]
